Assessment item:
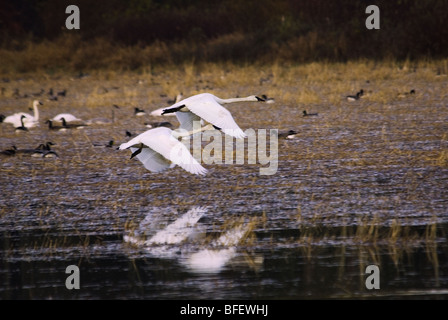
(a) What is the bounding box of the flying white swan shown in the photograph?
[161,93,265,139]
[2,100,42,128]
[119,126,210,175]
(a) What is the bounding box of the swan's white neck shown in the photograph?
[217,96,257,104]
[32,102,40,121]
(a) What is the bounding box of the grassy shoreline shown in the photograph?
[2,34,448,75]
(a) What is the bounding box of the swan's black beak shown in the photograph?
[256,96,265,102]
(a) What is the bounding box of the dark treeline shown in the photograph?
[1,0,448,63]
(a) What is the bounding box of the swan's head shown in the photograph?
[252,95,265,102]
[0,114,5,122]
[33,100,43,107]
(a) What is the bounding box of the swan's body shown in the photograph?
[119,126,209,175]
[52,113,82,122]
[3,100,42,128]
[162,93,264,139]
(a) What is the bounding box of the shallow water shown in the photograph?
[0,70,447,300]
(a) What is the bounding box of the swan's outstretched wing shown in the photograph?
[175,110,203,132]
[184,97,246,139]
[141,130,207,175]
[130,147,172,173]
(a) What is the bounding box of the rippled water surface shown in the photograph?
[1,69,447,300]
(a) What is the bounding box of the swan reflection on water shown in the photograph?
[182,224,253,273]
[123,206,262,273]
